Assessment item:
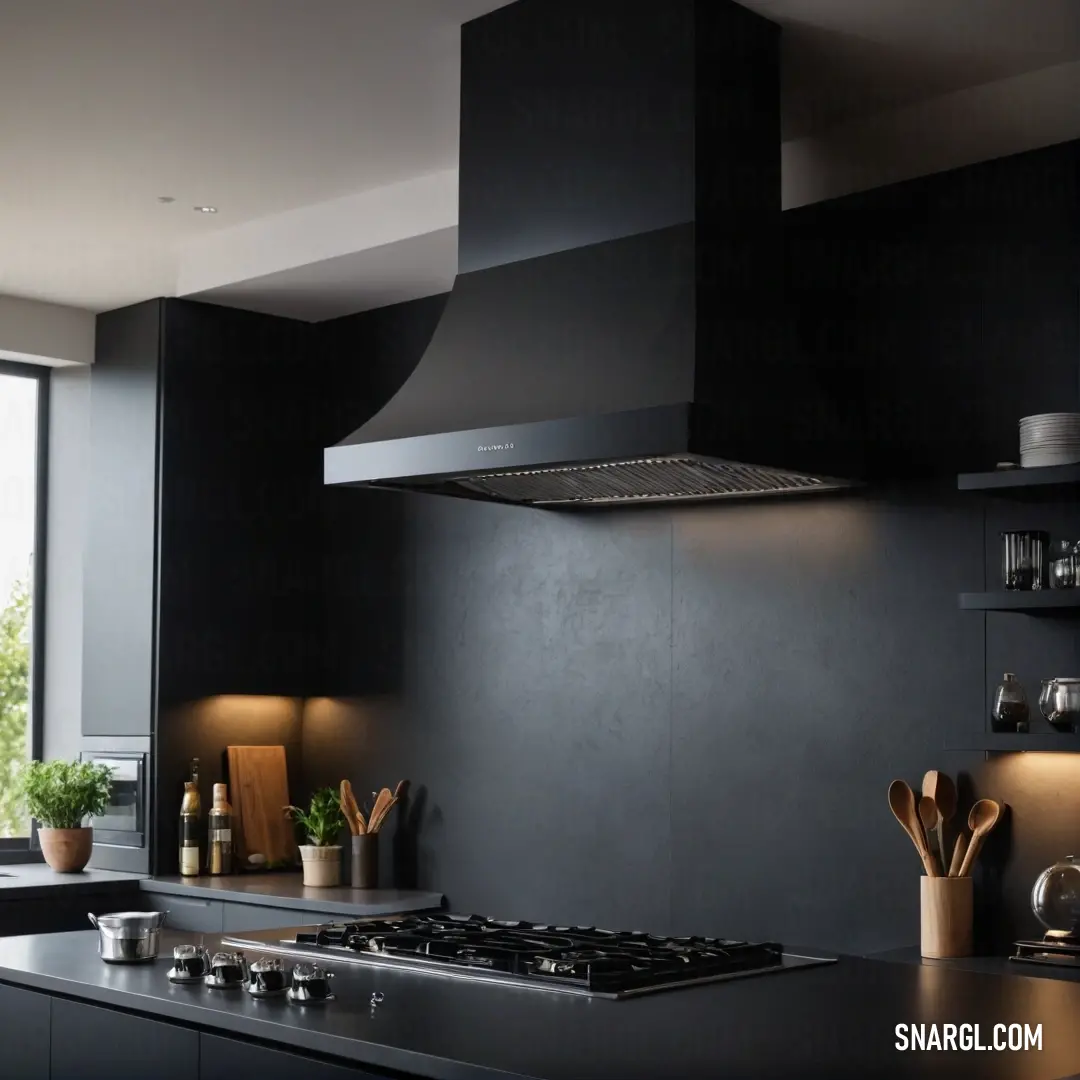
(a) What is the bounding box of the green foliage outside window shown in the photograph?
[0,578,30,837]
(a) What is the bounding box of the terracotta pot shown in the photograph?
[38,827,93,873]
[299,845,342,888]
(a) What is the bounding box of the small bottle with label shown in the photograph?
[179,758,201,877]
[207,783,233,876]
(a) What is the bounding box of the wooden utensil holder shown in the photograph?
[920,876,973,958]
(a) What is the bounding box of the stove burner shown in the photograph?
[293,915,783,994]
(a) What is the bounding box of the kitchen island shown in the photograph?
[2,929,1080,1079]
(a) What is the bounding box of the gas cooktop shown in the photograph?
[223,913,834,998]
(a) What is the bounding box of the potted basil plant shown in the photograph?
[285,787,346,887]
[16,759,114,873]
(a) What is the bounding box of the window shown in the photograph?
[0,360,48,849]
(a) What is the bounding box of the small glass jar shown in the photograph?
[1050,539,1076,590]
[992,672,1030,733]
[1001,530,1048,591]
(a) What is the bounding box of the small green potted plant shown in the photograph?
[16,759,114,873]
[284,787,346,887]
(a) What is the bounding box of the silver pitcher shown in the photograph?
[1039,678,1080,731]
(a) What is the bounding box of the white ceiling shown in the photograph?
[0,0,506,313]
[1,0,1078,319]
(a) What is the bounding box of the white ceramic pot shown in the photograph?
[299,845,342,888]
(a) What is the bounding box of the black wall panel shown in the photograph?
[786,140,1079,480]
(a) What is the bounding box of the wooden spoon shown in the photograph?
[368,788,393,833]
[339,781,360,836]
[923,771,957,876]
[958,799,1003,877]
[918,796,943,875]
[948,832,968,877]
[889,780,940,877]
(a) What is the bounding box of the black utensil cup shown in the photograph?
[351,834,378,889]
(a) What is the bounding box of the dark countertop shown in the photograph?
[2,929,1080,1080]
[0,864,144,899]
[143,875,443,916]
[873,946,1080,986]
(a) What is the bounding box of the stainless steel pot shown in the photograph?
[88,911,169,964]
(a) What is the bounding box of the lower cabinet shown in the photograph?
[51,998,199,1080]
[221,902,346,932]
[142,891,224,933]
[0,983,49,1080]
[200,1034,377,1080]
[1,987,383,1080]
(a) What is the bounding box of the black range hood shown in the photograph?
[325,0,861,507]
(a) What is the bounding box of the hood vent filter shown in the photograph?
[404,457,841,507]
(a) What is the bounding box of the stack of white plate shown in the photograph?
[1019,413,1080,467]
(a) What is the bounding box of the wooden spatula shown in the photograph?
[923,771,957,878]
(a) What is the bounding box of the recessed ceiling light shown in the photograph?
[157,196,175,204]
[194,206,218,213]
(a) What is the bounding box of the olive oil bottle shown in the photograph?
[179,758,201,877]
[207,783,233,875]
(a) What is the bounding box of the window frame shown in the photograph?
[0,359,49,860]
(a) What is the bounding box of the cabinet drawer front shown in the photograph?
[222,903,342,932]
[201,1033,379,1080]
[53,998,198,1080]
[143,891,223,933]
[0,983,49,1080]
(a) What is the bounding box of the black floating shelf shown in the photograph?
[960,591,1080,612]
[947,732,1080,752]
[957,463,1080,497]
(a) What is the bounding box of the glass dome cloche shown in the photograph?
[1031,856,1080,937]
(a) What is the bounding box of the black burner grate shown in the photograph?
[295,914,783,993]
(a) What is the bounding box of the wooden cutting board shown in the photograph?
[226,745,298,869]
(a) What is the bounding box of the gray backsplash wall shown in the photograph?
[305,482,1080,954]
[304,484,993,953]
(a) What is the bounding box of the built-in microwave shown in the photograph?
[79,737,151,873]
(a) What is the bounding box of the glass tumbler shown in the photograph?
[1050,539,1076,590]
[1001,530,1048,591]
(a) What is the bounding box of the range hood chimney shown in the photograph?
[325,0,861,507]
